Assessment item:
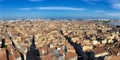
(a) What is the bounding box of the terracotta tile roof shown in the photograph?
[9,55,15,60]
[109,56,120,60]
[114,41,120,44]
[0,48,7,60]
[13,50,21,59]
[0,20,117,60]
[112,48,120,53]
[41,54,52,60]
[59,49,64,55]
[65,52,77,60]
[93,46,106,54]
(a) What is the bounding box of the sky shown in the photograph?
[0,0,120,19]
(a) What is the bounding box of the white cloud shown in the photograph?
[17,7,86,11]
[35,7,86,11]
[107,0,120,9]
[83,0,120,10]
[29,0,44,2]
[94,10,107,12]
[83,0,102,4]
[18,8,32,10]
[106,13,120,17]
[83,0,102,2]
[112,3,120,9]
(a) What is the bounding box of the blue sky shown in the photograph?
[0,0,120,19]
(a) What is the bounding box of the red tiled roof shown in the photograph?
[65,52,77,60]
[109,56,120,60]
[9,55,15,60]
[13,50,21,58]
[93,46,106,54]
[41,54,52,60]
[0,48,7,60]
[114,41,120,44]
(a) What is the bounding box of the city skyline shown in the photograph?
[0,0,120,19]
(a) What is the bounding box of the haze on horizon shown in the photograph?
[0,0,120,19]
